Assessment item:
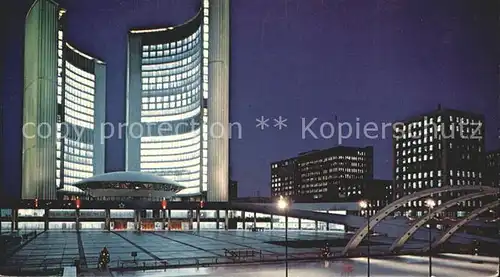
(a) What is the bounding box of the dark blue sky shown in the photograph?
[1,0,498,198]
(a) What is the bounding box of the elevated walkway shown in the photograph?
[231,203,500,246]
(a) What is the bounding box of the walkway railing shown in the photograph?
[0,247,429,275]
[106,249,422,272]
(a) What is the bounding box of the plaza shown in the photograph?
[2,230,498,277]
[4,230,348,272]
[114,256,499,277]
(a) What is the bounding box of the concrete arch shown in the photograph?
[389,190,497,252]
[341,185,497,255]
[424,199,500,252]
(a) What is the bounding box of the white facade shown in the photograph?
[23,2,106,199]
[206,0,230,202]
[126,0,230,201]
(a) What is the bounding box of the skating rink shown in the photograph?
[112,253,499,277]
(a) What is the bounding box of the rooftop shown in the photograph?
[72,171,186,188]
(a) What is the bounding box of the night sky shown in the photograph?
[1,0,498,198]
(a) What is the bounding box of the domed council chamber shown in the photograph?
[58,171,185,201]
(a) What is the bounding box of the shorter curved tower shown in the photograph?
[22,1,106,200]
[59,43,106,186]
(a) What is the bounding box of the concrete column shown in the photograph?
[241,212,245,229]
[135,210,142,231]
[75,209,80,231]
[22,0,59,200]
[162,210,166,230]
[253,212,257,227]
[216,210,220,229]
[44,208,50,231]
[326,222,330,231]
[224,209,229,230]
[207,0,230,202]
[105,209,111,231]
[134,210,138,230]
[196,209,200,232]
[11,209,18,232]
[270,215,274,230]
[189,210,193,230]
[315,221,318,231]
[298,218,302,230]
[167,209,171,231]
[125,35,142,171]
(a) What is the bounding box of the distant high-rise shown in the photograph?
[270,146,374,202]
[22,0,106,200]
[486,149,500,188]
[125,0,229,201]
[393,107,485,217]
[229,180,238,200]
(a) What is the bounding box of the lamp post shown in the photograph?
[425,198,436,277]
[277,196,289,277]
[359,200,370,277]
[497,192,500,277]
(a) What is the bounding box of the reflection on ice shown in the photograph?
[112,254,498,277]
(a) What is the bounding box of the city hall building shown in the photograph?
[22,0,230,202]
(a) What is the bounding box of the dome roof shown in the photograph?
[72,171,186,188]
[57,184,86,195]
[176,187,202,197]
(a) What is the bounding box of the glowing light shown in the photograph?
[359,200,368,209]
[277,196,288,210]
[59,8,66,19]
[130,28,168,34]
[65,43,104,64]
[425,198,436,209]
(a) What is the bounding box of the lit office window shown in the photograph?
[61,58,97,186]
[139,27,203,189]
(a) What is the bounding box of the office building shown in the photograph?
[270,146,374,202]
[486,150,500,187]
[125,0,229,201]
[393,106,485,218]
[229,180,238,200]
[363,179,393,215]
[22,0,106,200]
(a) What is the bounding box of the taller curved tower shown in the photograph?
[126,12,204,192]
[126,0,229,201]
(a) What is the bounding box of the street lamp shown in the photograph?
[425,198,436,277]
[277,196,289,277]
[359,200,370,277]
[497,192,500,277]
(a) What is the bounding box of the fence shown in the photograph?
[0,246,426,275]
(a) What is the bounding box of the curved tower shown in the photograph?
[126,0,229,200]
[60,43,106,186]
[126,11,204,191]
[22,0,60,200]
[22,1,106,199]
